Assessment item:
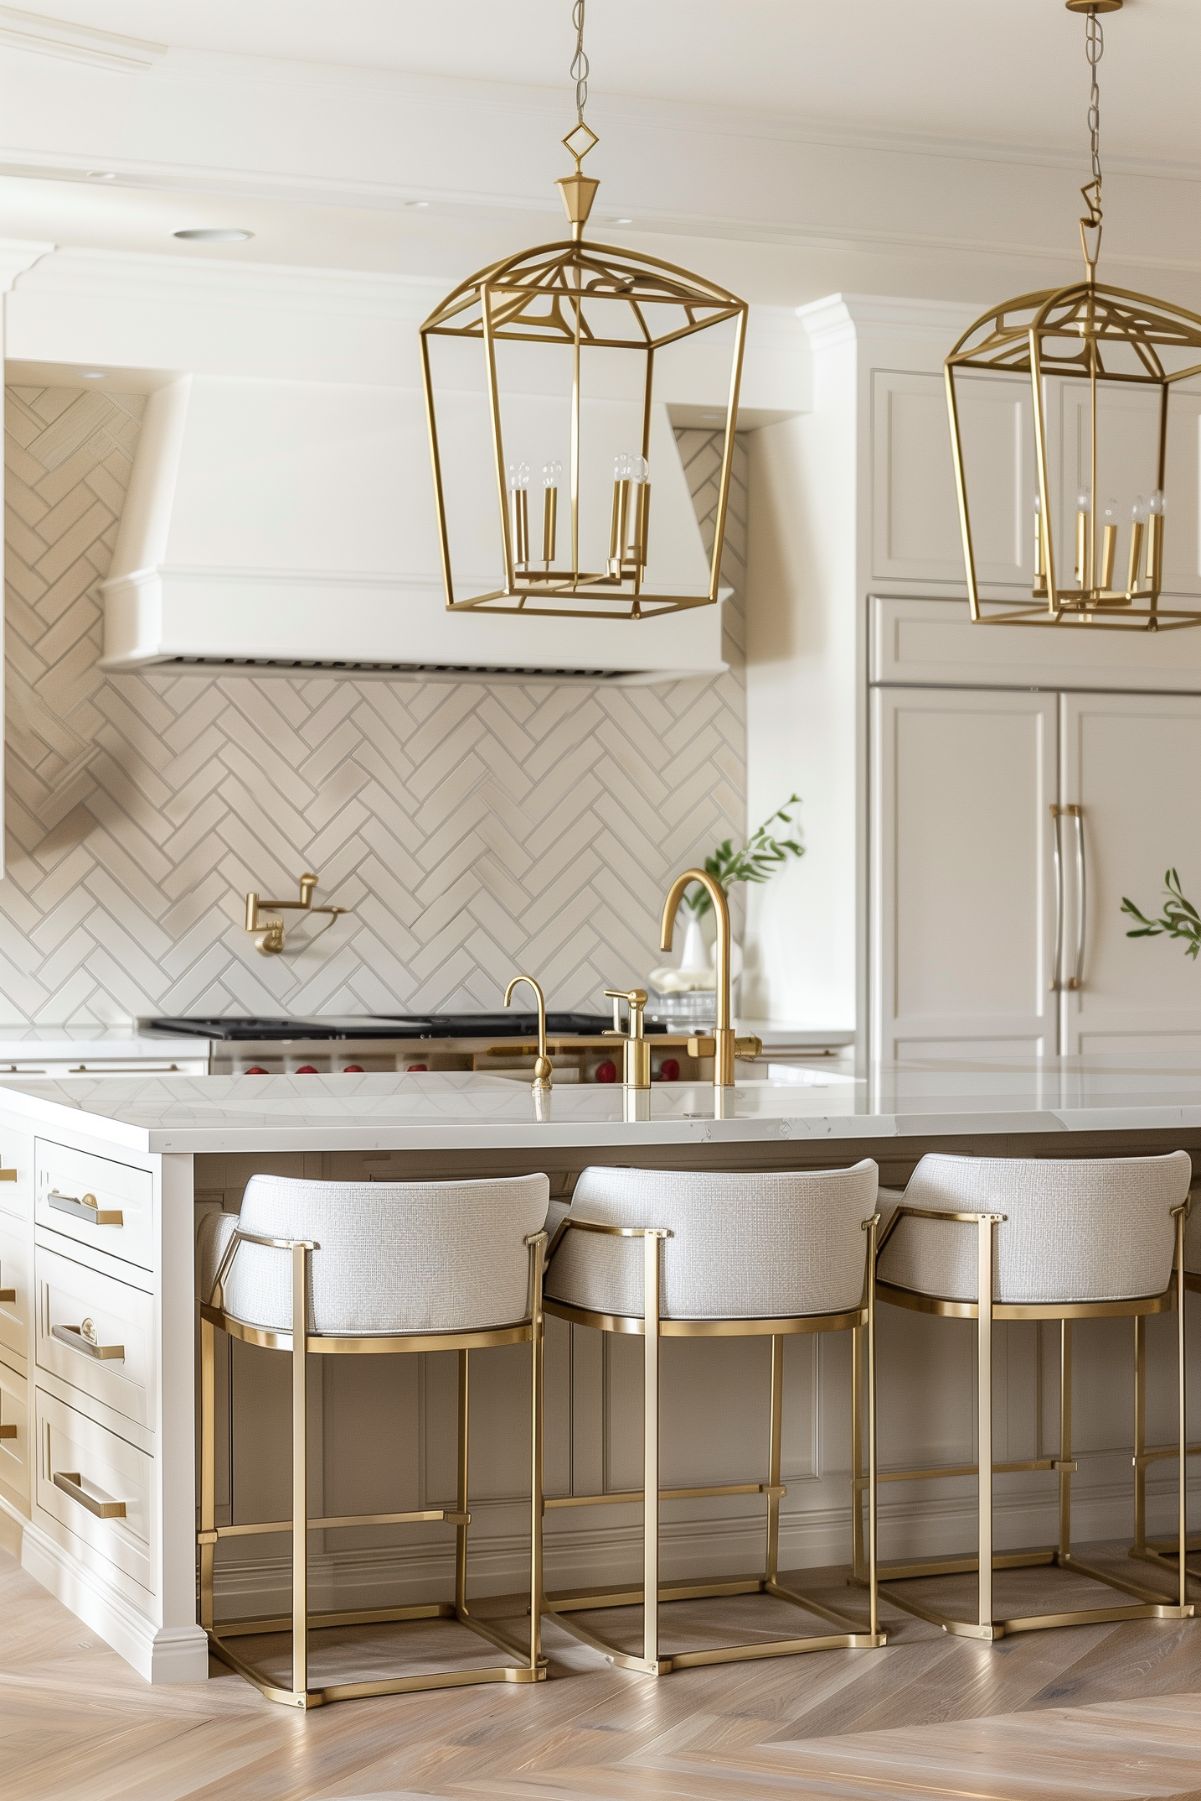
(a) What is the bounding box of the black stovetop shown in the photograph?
[140,1013,665,1042]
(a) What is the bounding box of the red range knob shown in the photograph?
[595,1059,618,1084]
[658,1057,681,1082]
[342,1063,364,1073]
[295,1064,318,1075]
[407,1063,428,1073]
[244,1065,267,1075]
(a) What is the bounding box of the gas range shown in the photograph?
[140,1012,664,1042]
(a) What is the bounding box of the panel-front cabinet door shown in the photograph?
[1060,692,1201,1054]
[870,686,1060,1061]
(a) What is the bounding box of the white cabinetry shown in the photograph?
[870,681,1201,1059]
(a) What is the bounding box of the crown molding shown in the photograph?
[0,5,165,71]
[796,293,984,353]
[0,237,55,291]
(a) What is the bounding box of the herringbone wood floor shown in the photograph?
[5,1546,1201,1800]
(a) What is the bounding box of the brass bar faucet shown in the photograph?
[659,869,760,1088]
[504,974,553,1092]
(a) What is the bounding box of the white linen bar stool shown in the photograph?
[196,1172,549,1709]
[872,1151,1192,1642]
[542,1160,885,1676]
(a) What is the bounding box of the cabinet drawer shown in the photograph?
[0,1210,30,1368]
[35,1245,153,1430]
[0,1359,29,1516]
[0,1126,33,1222]
[34,1388,153,1597]
[35,1141,153,1273]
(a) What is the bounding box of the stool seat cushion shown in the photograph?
[545,1160,878,1321]
[198,1172,549,1337]
[877,1152,1188,1306]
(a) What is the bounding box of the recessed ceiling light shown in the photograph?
[405,200,431,210]
[85,170,116,181]
[613,216,634,225]
[79,371,106,381]
[172,227,255,243]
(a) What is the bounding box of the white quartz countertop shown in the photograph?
[0,1025,212,1063]
[3,1055,1201,1156]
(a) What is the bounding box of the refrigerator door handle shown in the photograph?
[1050,804,1066,993]
[1067,805,1086,992]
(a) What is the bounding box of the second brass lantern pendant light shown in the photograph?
[419,0,747,620]
[947,0,1201,632]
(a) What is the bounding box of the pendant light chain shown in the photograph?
[570,0,590,127]
[1083,7,1104,227]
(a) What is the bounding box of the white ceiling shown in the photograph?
[8,0,1200,162]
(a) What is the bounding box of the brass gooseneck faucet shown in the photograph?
[660,868,743,1088]
[504,973,553,1092]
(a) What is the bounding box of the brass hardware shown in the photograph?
[0,1168,17,1182]
[244,871,350,957]
[947,1,1201,634]
[52,1320,124,1362]
[199,1227,547,1707]
[858,1203,1192,1638]
[503,974,553,1091]
[543,1212,885,1672]
[1069,804,1087,990]
[47,1189,122,1227]
[660,869,738,1086]
[418,0,746,622]
[603,987,651,1089]
[0,1424,14,1442]
[53,1470,127,1520]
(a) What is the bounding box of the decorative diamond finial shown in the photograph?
[562,121,599,170]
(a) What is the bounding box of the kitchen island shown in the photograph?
[0,1056,1197,1684]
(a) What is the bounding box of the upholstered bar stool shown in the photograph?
[541,1161,885,1676]
[196,1172,549,1709]
[870,1151,1191,1641]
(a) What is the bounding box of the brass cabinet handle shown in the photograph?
[52,1322,125,1363]
[0,1168,16,1182]
[1049,803,1066,993]
[47,1189,123,1227]
[52,1470,126,1519]
[1068,804,1087,992]
[0,1424,14,1442]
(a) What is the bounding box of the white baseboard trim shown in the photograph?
[16,1513,208,1684]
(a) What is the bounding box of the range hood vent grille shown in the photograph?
[151,654,635,681]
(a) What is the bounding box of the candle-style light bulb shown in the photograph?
[610,452,634,569]
[1128,495,1148,594]
[540,459,562,566]
[508,460,531,570]
[1075,488,1091,591]
[1100,496,1119,591]
[1147,488,1167,590]
[626,455,651,565]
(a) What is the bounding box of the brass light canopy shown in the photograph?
[418,0,747,621]
[947,0,1201,632]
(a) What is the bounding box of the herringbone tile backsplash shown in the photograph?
[2,386,748,1024]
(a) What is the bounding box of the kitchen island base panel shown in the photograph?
[0,1068,1199,1682]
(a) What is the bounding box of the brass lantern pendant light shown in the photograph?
[419,0,748,620]
[946,0,1201,632]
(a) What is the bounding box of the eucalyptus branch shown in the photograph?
[683,794,805,918]
[1121,868,1201,960]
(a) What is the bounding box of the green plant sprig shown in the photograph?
[1121,868,1201,960]
[683,794,805,918]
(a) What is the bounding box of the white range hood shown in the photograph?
[100,375,728,682]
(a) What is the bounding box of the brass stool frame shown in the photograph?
[542,1213,885,1676]
[857,1203,1192,1641]
[198,1226,548,1709]
[1132,1269,1201,1582]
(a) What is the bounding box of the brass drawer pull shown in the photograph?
[0,1168,17,1182]
[47,1189,123,1228]
[52,1470,126,1519]
[0,1424,14,1441]
[52,1321,125,1363]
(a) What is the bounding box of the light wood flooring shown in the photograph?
[6,1545,1201,1800]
